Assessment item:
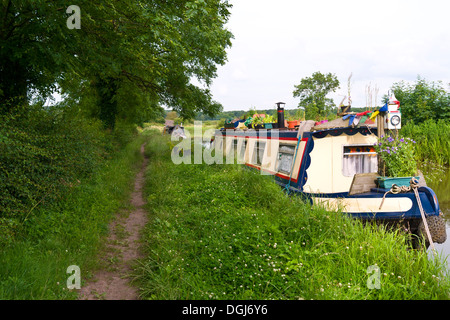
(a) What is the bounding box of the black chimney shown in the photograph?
[276,102,286,129]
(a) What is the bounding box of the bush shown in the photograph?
[391,77,450,123]
[0,105,114,244]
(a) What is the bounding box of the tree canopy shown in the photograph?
[388,77,450,124]
[293,71,340,120]
[0,0,234,127]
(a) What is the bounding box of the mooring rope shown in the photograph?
[410,178,437,254]
[378,177,436,254]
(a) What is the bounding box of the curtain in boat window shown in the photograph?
[342,145,377,177]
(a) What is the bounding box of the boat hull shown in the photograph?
[277,181,441,220]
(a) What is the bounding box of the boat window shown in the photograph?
[277,144,296,175]
[251,140,266,166]
[237,139,247,162]
[225,136,235,160]
[342,145,377,177]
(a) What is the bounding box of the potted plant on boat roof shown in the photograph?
[286,117,299,128]
[374,135,419,188]
[286,109,304,128]
[262,114,276,129]
[244,116,252,129]
[224,119,235,129]
[251,113,265,129]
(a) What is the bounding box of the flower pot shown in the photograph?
[264,123,273,129]
[287,120,299,128]
[377,176,420,189]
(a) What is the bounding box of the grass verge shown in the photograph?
[135,131,450,300]
[0,134,148,299]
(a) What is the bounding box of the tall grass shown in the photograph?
[401,119,450,166]
[135,131,450,300]
[0,135,148,299]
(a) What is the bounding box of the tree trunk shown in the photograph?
[94,77,119,130]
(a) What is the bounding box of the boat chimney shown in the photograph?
[276,102,286,129]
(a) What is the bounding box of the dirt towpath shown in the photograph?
[79,144,149,300]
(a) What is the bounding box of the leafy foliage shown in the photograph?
[374,135,418,177]
[1,0,234,125]
[61,0,233,125]
[0,105,115,244]
[389,77,450,124]
[0,0,76,109]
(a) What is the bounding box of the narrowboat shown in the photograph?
[213,102,447,245]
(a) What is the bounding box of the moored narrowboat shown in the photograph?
[213,102,447,246]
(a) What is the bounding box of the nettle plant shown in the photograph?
[374,135,418,177]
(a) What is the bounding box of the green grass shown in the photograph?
[0,134,148,299]
[401,119,450,167]
[135,131,450,300]
[183,120,219,138]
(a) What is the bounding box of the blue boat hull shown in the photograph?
[276,180,441,221]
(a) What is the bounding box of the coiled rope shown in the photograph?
[379,185,411,209]
[379,177,436,254]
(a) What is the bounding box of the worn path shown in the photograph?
[79,144,149,300]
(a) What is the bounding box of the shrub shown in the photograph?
[0,105,113,244]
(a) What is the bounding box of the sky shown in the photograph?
[208,0,450,111]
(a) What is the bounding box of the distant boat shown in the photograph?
[164,120,185,138]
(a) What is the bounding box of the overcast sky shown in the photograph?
[209,0,450,111]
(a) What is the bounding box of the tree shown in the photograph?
[73,0,233,127]
[1,0,234,127]
[0,0,78,111]
[293,72,340,120]
[387,76,450,123]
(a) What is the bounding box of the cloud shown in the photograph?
[211,0,450,111]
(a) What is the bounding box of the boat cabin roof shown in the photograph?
[218,116,378,138]
[311,116,377,131]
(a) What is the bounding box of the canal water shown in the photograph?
[427,168,450,268]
